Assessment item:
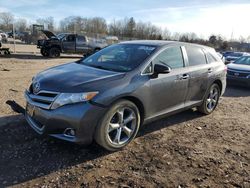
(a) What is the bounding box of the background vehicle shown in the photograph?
[224,52,249,64]
[25,41,226,151]
[0,32,8,43]
[227,56,250,87]
[37,30,108,58]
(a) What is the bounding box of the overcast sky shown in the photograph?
[1,0,250,39]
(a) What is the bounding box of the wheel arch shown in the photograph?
[213,79,223,95]
[113,96,145,125]
[49,45,62,52]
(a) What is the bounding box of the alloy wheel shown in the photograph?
[107,107,137,146]
[206,86,219,112]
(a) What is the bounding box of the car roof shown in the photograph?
[120,40,213,50]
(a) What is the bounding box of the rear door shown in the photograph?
[62,34,76,53]
[76,35,91,54]
[183,45,212,106]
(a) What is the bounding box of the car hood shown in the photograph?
[227,63,250,71]
[226,56,239,60]
[41,30,57,39]
[34,62,125,92]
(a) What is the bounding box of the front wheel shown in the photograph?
[95,100,140,151]
[41,48,49,57]
[49,47,60,58]
[198,83,220,115]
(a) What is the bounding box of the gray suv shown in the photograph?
[25,41,226,151]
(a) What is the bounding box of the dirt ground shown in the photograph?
[0,53,249,188]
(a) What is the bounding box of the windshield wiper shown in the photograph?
[88,64,118,72]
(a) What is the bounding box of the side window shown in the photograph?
[143,63,153,74]
[67,35,75,42]
[185,46,207,66]
[77,36,86,43]
[153,46,184,69]
[206,52,217,63]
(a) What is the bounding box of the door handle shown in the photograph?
[178,74,190,80]
[208,68,213,73]
[182,74,190,79]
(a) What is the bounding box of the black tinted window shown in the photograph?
[153,47,184,69]
[186,46,207,66]
[67,35,75,42]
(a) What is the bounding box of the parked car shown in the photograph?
[37,30,108,58]
[227,56,250,87]
[224,52,249,64]
[24,41,226,151]
[0,32,8,43]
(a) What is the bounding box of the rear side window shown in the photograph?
[77,36,86,43]
[206,52,217,63]
[153,46,184,69]
[185,46,207,66]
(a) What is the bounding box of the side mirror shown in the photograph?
[154,64,171,74]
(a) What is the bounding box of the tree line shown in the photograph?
[1,11,250,51]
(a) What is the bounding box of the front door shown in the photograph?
[62,34,76,53]
[148,46,189,118]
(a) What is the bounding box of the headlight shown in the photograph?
[51,92,98,109]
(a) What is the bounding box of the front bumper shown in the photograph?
[25,101,107,144]
[227,75,250,87]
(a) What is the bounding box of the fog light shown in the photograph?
[64,128,76,137]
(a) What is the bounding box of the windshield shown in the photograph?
[230,53,243,57]
[57,33,66,40]
[80,44,156,72]
[234,56,250,65]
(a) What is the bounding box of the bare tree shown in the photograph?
[0,12,14,31]
[36,16,55,31]
[162,28,171,40]
[15,18,27,32]
[239,35,246,43]
[86,17,107,35]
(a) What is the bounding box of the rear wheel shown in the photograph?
[198,83,220,115]
[95,100,140,151]
[49,47,60,58]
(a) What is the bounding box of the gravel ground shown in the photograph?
[0,54,249,188]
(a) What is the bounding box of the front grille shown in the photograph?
[227,69,250,78]
[26,84,59,109]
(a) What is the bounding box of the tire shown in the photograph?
[95,100,140,151]
[94,48,100,53]
[49,47,60,58]
[197,83,221,115]
[41,48,49,57]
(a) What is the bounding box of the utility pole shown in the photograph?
[13,20,16,53]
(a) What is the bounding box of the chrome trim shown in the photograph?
[25,114,45,134]
[25,92,51,109]
[63,128,76,138]
[140,45,187,76]
[25,90,58,109]
[35,90,60,95]
[28,93,57,103]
